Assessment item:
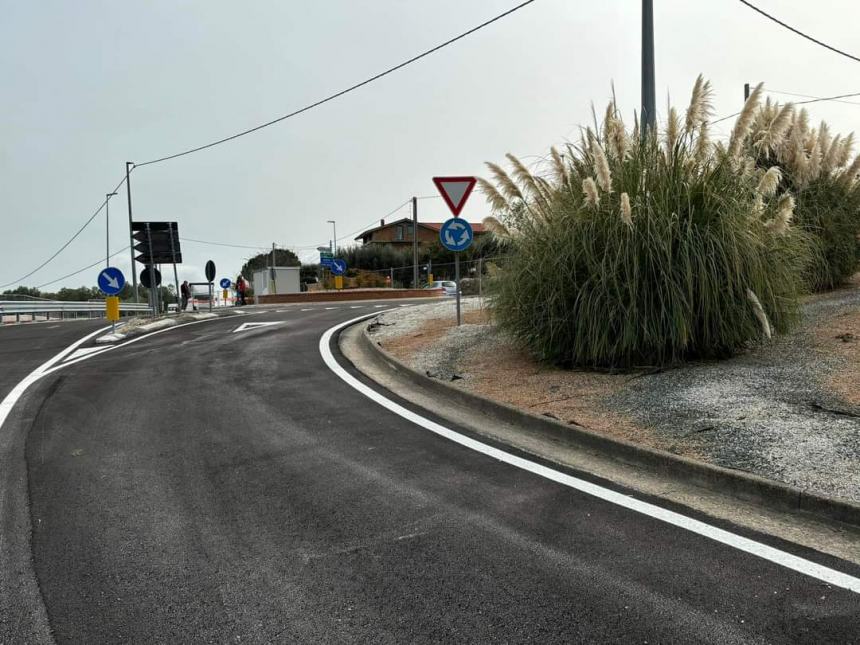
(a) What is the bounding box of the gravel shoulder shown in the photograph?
[371,284,860,505]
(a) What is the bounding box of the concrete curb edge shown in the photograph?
[351,320,860,529]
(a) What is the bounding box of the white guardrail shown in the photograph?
[0,300,152,324]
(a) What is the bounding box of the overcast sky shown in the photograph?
[2,0,859,290]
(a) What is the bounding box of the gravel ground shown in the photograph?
[371,287,860,504]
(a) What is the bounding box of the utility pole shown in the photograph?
[271,242,277,295]
[105,192,117,268]
[412,196,418,288]
[125,162,138,302]
[327,220,337,256]
[641,0,656,137]
[744,82,751,102]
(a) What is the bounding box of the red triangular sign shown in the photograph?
[433,176,477,216]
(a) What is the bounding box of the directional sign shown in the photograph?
[220,278,232,289]
[439,217,474,252]
[97,267,126,295]
[140,267,162,289]
[433,176,477,216]
[132,221,181,265]
[330,259,347,276]
[205,260,216,282]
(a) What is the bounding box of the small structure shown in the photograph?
[355,217,486,247]
[252,266,301,296]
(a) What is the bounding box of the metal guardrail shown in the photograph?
[0,300,152,324]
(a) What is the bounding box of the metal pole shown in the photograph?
[641,0,656,137]
[478,257,483,298]
[455,253,461,326]
[412,196,418,288]
[125,162,138,302]
[744,82,750,102]
[169,224,180,314]
[145,223,157,316]
[271,242,277,295]
[105,194,110,268]
[390,267,394,288]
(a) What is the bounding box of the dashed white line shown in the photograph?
[319,313,860,595]
[301,309,313,312]
[324,307,338,310]
[349,306,364,309]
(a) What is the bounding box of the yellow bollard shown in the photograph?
[334,275,343,290]
[427,273,434,284]
[105,296,120,322]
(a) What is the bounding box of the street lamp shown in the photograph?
[327,220,337,255]
[105,192,118,267]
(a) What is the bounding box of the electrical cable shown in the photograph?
[0,175,128,289]
[134,0,537,167]
[34,245,131,290]
[710,89,860,126]
[767,89,860,106]
[738,1,860,64]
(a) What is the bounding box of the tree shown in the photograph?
[238,248,300,283]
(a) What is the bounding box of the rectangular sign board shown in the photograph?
[133,221,181,265]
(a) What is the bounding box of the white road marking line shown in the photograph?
[349,306,364,309]
[373,305,386,308]
[64,347,109,362]
[233,322,282,334]
[319,314,860,595]
[325,307,338,310]
[0,325,111,434]
[301,308,313,312]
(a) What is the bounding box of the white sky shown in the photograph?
[2,0,859,290]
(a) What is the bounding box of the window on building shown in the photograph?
[395,226,404,241]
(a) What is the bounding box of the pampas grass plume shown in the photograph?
[582,177,600,206]
[756,167,782,197]
[620,192,633,226]
[746,289,772,339]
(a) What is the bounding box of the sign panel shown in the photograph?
[132,221,181,265]
[432,176,477,216]
[140,267,162,289]
[439,217,474,252]
[330,259,347,276]
[97,267,126,296]
[205,260,216,282]
[220,278,232,289]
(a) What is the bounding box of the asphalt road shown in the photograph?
[2,302,859,642]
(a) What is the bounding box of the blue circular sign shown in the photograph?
[330,259,347,276]
[220,278,232,289]
[97,266,126,296]
[439,217,474,252]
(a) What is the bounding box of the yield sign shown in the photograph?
[433,176,477,216]
[232,321,282,334]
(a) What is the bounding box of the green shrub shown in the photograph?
[747,102,860,290]
[481,78,814,368]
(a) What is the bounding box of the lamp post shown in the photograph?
[105,192,118,268]
[327,220,337,255]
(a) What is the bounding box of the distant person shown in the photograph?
[236,276,247,306]
[180,280,191,311]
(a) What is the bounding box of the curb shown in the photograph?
[355,320,860,529]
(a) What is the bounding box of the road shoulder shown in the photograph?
[339,318,860,566]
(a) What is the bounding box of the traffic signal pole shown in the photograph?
[412,197,418,288]
[125,162,138,302]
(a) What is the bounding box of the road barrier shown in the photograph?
[0,300,152,325]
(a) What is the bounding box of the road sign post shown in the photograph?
[205,261,216,311]
[435,176,477,326]
[98,267,126,332]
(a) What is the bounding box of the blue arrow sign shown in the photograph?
[330,259,347,276]
[321,258,334,267]
[439,217,474,252]
[220,278,232,289]
[97,267,126,296]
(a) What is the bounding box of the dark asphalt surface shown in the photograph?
[2,303,859,642]
[0,319,106,401]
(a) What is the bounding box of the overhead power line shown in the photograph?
[0,175,128,289]
[135,0,537,167]
[708,90,860,126]
[739,1,860,64]
[34,245,131,290]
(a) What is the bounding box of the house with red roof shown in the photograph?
[355,217,486,247]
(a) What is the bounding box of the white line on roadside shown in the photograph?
[301,308,313,312]
[0,325,111,434]
[319,314,860,595]
[373,305,386,308]
[324,307,338,310]
[349,306,364,309]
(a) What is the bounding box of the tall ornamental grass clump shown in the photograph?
[747,101,860,290]
[480,77,814,369]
